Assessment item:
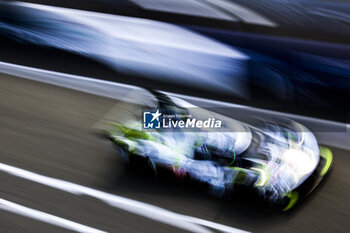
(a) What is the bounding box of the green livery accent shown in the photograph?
[113,137,135,152]
[229,149,236,166]
[252,166,269,188]
[108,122,157,141]
[319,146,333,176]
[283,191,299,211]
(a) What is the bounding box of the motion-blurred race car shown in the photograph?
[101,91,333,211]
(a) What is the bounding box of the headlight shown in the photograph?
[283,149,318,180]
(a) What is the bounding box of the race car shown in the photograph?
[100,90,333,211]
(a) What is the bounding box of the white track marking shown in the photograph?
[0,162,249,233]
[0,198,107,233]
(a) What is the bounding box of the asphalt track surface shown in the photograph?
[1,74,350,233]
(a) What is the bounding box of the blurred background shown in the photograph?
[0,1,349,233]
[0,0,349,121]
